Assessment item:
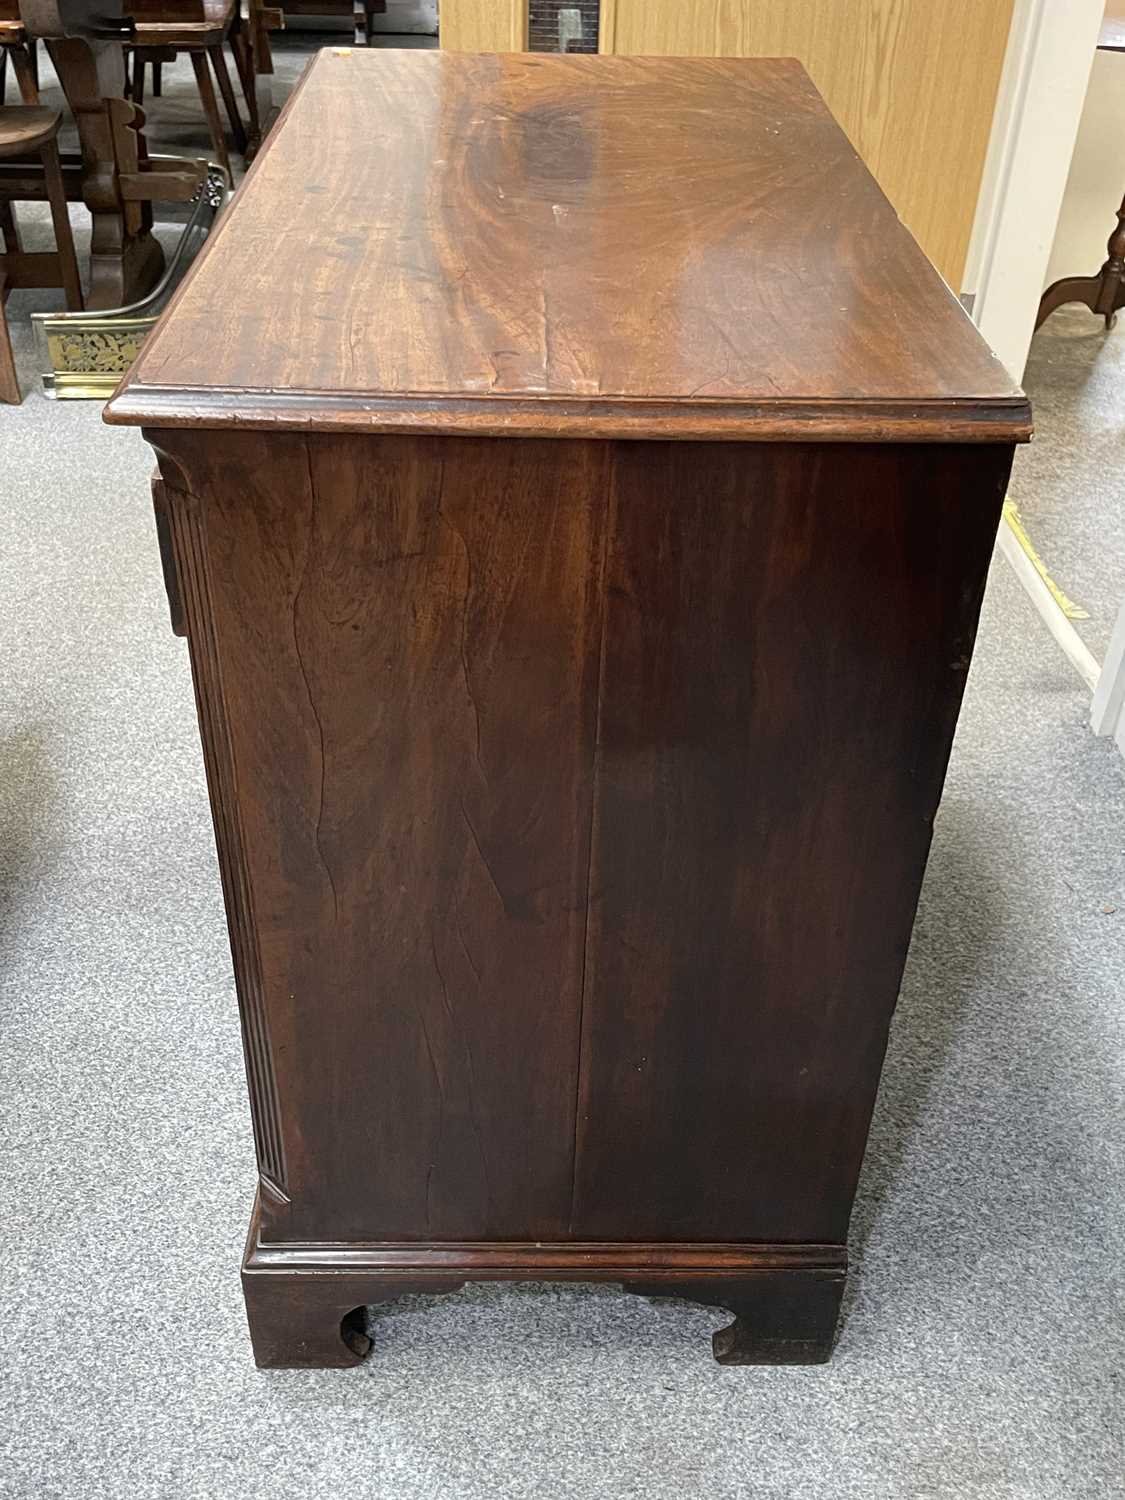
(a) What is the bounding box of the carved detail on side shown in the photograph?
[162,471,288,1202]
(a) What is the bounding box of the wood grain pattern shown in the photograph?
[158,461,288,1198]
[570,440,1012,1241]
[106,50,1027,442]
[153,427,608,1243]
[116,51,1028,1367]
[439,0,526,52]
[141,421,1019,1362]
[599,0,1016,290]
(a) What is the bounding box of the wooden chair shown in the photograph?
[128,0,251,178]
[1,0,40,106]
[283,0,385,46]
[0,104,83,402]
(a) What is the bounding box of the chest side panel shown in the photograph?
[570,440,1012,1243]
[158,429,608,1243]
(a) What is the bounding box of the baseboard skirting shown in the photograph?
[246,1239,847,1279]
[243,1193,848,1280]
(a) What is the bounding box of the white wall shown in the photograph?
[965,0,1104,383]
[1044,45,1125,289]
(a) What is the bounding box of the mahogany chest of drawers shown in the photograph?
[106,48,1030,1367]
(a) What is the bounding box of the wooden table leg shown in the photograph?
[1037,189,1125,331]
[45,36,164,310]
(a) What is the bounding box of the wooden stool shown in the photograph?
[0,106,83,403]
[128,0,251,179]
[0,28,40,105]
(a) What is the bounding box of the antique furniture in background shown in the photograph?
[32,160,223,396]
[283,0,383,47]
[106,50,1030,1369]
[9,0,206,308]
[2,0,264,323]
[1037,10,1125,331]
[0,101,81,399]
[127,0,283,168]
[127,0,250,178]
[0,9,39,102]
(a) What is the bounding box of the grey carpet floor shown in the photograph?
[2,42,1124,1500]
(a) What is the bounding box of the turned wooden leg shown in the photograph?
[623,1270,846,1366]
[1038,192,1125,331]
[208,43,247,157]
[190,49,231,179]
[242,1272,465,1369]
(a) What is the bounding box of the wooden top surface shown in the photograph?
[0,106,62,156]
[106,49,1030,441]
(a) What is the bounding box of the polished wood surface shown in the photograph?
[154,429,607,1242]
[596,0,1015,290]
[570,440,1012,1240]
[109,54,1028,1368]
[441,0,1015,290]
[108,49,1028,441]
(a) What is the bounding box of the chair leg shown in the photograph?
[1,49,8,104]
[230,29,261,148]
[152,60,163,96]
[133,52,145,107]
[190,49,231,178]
[10,43,39,104]
[0,199,21,255]
[208,43,247,156]
[0,287,19,403]
[40,139,84,312]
